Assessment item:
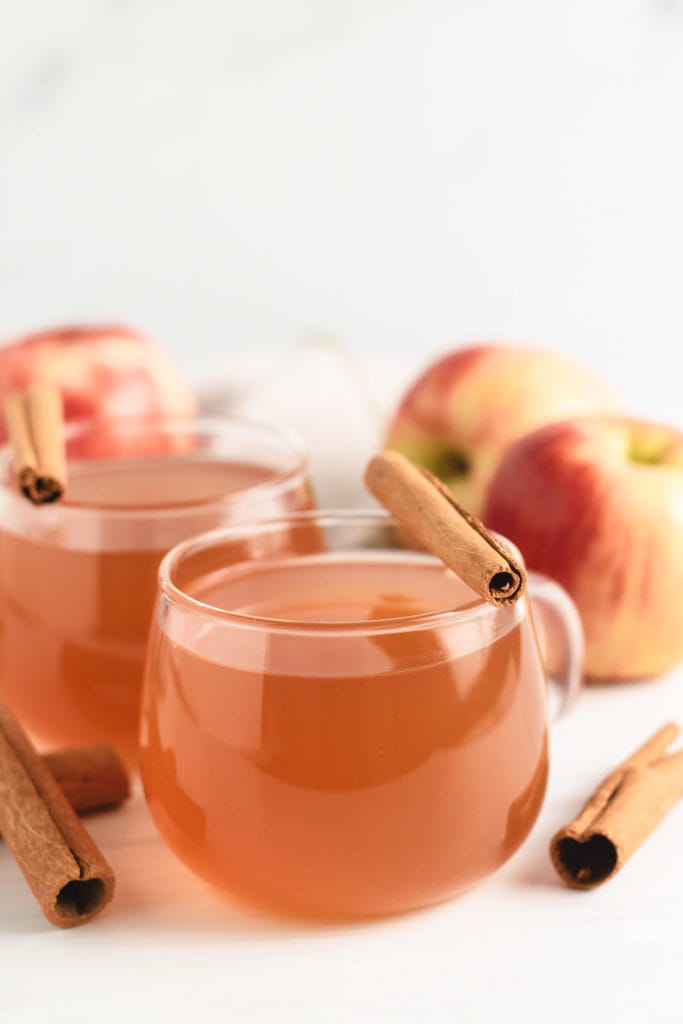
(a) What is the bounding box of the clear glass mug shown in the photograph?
[141,509,583,918]
[0,415,311,762]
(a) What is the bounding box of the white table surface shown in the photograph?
[2,673,682,1024]
[2,349,683,1023]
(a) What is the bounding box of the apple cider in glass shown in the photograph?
[0,417,311,762]
[141,511,563,918]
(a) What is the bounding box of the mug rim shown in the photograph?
[0,413,309,521]
[159,507,526,637]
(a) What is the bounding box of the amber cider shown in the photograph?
[141,549,548,916]
[0,454,311,760]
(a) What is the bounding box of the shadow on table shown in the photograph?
[0,794,410,941]
[499,817,567,892]
[0,788,571,938]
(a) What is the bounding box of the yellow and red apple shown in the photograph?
[483,417,683,680]
[0,324,196,441]
[385,344,619,517]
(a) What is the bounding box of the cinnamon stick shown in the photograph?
[4,382,67,504]
[1,744,130,838]
[364,450,526,606]
[0,702,115,927]
[550,723,683,888]
[42,744,130,815]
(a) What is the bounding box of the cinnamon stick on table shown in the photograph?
[364,450,526,606]
[551,723,683,888]
[42,744,130,816]
[3,382,67,504]
[0,702,115,927]
[0,744,130,838]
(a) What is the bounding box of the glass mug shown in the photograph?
[141,509,583,918]
[0,415,311,762]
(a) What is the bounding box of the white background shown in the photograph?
[2,3,683,1021]
[2,1,683,407]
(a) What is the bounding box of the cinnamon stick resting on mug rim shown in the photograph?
[3,382,67,504]
[551,723,683,888]
[0,702,115,927]
[364,450,526,606]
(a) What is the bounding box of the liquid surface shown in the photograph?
[142,553,549,917]
[192,554,481,623]
[0,456,312,761]
[64,455,275,510]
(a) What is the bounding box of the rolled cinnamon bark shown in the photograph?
[4,382,67,504]
[0,703,115,927]
[42,745,130,815]
[0,744,130,835]
[364,450,526,606]
[551,723,683,888]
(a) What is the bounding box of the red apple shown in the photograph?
[0,324,197,444]
[385,344,619,517]
[483,417,683,680]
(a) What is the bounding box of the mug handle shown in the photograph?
[526,572,584,720]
